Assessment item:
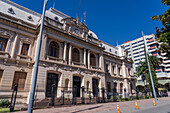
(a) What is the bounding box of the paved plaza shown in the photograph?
[16,97,170,113]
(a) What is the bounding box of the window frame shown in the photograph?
[21,43,30,56]
[49,41,60,58]
[0,37,8,52]
[12,72,27,91]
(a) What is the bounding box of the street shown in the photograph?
[16,97,170,113]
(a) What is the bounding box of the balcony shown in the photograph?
[16,55,32,62]
[90,66,101,70]
[152,53,157,56]
[0,51,10,58]
[47,56,64,63]
[72,61,85,67]
[163,60,170,63]
[164,64,170,67]
[150,46,156,49]
[155,69,161,72]
[165,68,170,71]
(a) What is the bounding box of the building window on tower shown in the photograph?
[21,43,30,56]
[12,72,27,91]
[0,37,8,52]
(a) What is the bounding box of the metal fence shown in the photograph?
[33,86,156,108]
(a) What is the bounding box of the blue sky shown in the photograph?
[11,0,168,46]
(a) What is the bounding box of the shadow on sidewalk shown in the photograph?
[71,105,103,113]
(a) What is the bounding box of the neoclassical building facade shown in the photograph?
[0,0,135,104]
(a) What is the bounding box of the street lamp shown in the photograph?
[142,32,157,103]
[27,0,48,113]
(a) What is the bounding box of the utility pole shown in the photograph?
[142,32,157,103]
[27,0,48,113]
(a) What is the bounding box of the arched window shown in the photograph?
[86,81,90,91]
[90,53,96,66]
[65,79,69,91]
[72,48,80,63]
[49,41,59,58]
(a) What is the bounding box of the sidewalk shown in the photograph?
[16,97,170,113]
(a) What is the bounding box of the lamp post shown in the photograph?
[142,32,157,103]
[27,0,48,113]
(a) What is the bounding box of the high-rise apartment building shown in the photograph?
[121,34,170,86]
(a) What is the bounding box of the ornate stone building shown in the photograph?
[0,0,135,104]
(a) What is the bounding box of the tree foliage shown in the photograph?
[151,0,170,58]
[135,56,160,89]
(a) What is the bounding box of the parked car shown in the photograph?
[160,90,168,97]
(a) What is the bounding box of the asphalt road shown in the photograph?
[100,98,170,113]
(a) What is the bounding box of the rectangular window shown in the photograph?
[0,38,8,51]
[128,69,131,76]
[118,67,121,76]
[21,43,29,56]
[0,70,3,84]
[120,83,123,94]
[106,64,109,73]
[114,83,117,93]
[107,82,111,92]
[112,66,115,75]
[12,72,27,90]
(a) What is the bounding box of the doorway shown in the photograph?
[46,73,58,97]
[73,76,81,97]
[92,78,99,97]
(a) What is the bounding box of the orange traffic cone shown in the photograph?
[117,102,121,113]
[153,98,156,106]
[135,100,139,109]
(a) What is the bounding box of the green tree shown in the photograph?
[136,56,160,96]
[151,0,170,58]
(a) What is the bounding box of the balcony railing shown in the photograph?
[17,55,32,61]
[90,66,101,70]
[47,56,64,63]
[72,61,85,67]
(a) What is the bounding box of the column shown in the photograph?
[62,22,66,30]
[95,55,98,68]
[87,50,90,68]
[115,64,118,76]
[99,52,104,71]
[122,61,127,78]
[28,44,32,56]
[11,34,18,58]
[83,48,86,67]
[117,83,120,94]
[68,26,71,33]
[109,62,112,74]
[40,33,47,60]
[63,41,67,62]
[68,43,72,65]
[18,41,23,55]
[5,38,11,52]
[124,79,129,97]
